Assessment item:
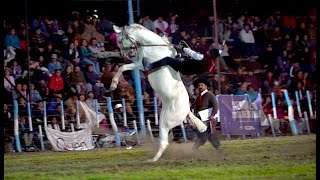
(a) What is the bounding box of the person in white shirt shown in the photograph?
[239,24,257,58]
[153,16,169,37]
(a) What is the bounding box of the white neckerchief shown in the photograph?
[200,89,208,96]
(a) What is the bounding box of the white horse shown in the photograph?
[110,23,207,162]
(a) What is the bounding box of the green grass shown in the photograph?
[4,135,316,180]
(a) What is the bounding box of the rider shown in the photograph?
[144,41,221,75]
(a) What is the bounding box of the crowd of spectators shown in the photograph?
[3,10,316,150]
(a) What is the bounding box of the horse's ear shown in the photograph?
[113,25,122,33]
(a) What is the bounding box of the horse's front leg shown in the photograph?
[110,62,144,90]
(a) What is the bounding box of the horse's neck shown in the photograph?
[140,46,176,63]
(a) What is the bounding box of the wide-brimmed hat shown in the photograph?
[193,78,211,87]
[51,54,58,59]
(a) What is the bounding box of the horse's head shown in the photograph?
[114,23,177,62]
[113,25,137,58]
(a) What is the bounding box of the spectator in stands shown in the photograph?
[29,83,42,103]
[12,83,23,100]
[100,61,113,89]
[153,16,169,37]
[196,37,209,54]
[237,15,246,30]
[4,68,15,93]
[30,26,47,49]
[48,54,62,75]
[276,50,291,73]
[99,15,115,38]
[259,44,277,69]
[71,65,92,94]
[47,116,61,131]
[48,69,64,97]
[18,97,28,117]
[63,42,80,67]
[80,39,100,74]
[167,14,179,40]
[85,91,100,111]
[47,93,63,113]
[261,71,275,95]
[19,116,35,152]
[114,103,125,127]
[139,15,156,32]
[244,70,260,91]
[32,100,45,123]
[5,28,20,62]
[84,64,106,101]
[235,82,248,95]
[246,84,258,102]
[31,16,48,36]
[43,42,61,64]
[229,67,246,90]
[239,24,257,58]
[11,60,22,81]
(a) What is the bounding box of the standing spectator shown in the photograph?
[192,79,221,154]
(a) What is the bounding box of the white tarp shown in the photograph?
[45,101,106,151]
[45,127,94,151]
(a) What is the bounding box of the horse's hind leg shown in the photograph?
[148,112,170,162]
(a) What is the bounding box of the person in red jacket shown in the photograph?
[48,69,64,97]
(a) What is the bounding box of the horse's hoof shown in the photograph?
[146,159,156,163]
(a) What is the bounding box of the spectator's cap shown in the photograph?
[114,104,123,109]
[193,78,211,87]
[51,54,58,59]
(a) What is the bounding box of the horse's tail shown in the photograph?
[187,111,207,133]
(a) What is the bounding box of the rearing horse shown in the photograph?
[110,24,207,162]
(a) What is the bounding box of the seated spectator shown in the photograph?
[48,69,64,97]
[235,82,248,95]
[62,64,77,98]
[80,39,100,74]
[12,83,23,100]
[71,65,92,94]
[84,64,106,101]
[48,54,62,75]
[29,83,42,103]
[19,116,36,152]
[47,94,63,115]
[63,42,81,66]
[4,28,20,66]
[153,16,169,37]
[10,60,22,81]
[85,91,101,111]
[48,116,61,131]
[101,61,114,89]
[139,15,155,32]
[32,100,45,123]
[244,70,260,91]
[4,68,15,94]
[246,85,258,102]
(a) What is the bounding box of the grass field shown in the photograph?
[4,134,316,180]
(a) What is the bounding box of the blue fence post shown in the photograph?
[267,114,276,137]
[295,91,302,118]
[283,90,298,136]
[303,111,311,134]
[107,97,121,147]
[146,119,154,143]
[14,100,22,152]
[38,125,45,151]
[180,123,187,143]
[306,90,314,117]
[121,98,128,127]
[128,0,146,139]
[271,92,277,119]
[27,102,33,132]
[60,101,65,130]
[154,96,159,125]
[76,100,80,128]
[43,101,47,128]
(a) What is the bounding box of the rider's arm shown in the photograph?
[183,48,204,61]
